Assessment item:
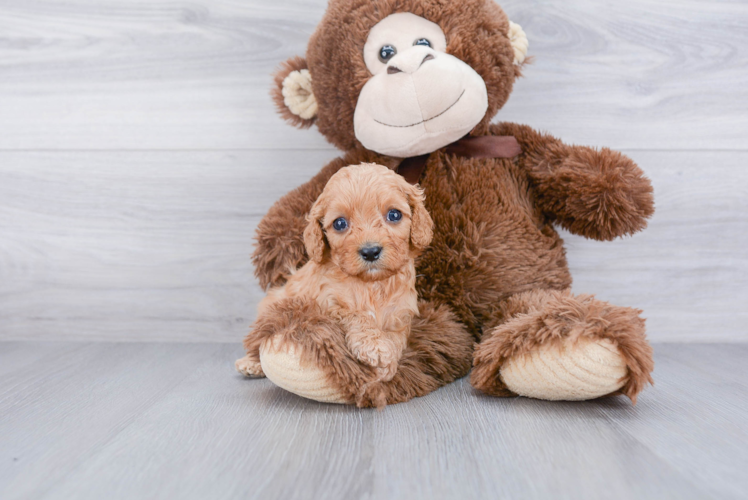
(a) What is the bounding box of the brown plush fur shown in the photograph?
[251,0,656,406]
[495,122,655,241]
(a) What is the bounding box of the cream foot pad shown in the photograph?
[259,336,348,404]
[500,337,628,401]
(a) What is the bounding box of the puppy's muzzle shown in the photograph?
[359,245,383,262]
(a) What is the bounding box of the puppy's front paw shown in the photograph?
[374,363,398,383]
[347,334,400,382]
[235,355,265,378]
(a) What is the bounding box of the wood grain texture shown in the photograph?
[0,149,336,342]
[1,150,746,342]
[0,341,745,500]
[0,0,746,150]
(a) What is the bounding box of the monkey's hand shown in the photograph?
[492,122,655,241]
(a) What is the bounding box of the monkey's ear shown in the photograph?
[271,56,318,128]
[303,197,327,263]
[407,184,434,254]
[508,21,529,68]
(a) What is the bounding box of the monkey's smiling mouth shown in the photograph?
[373,90,465,128]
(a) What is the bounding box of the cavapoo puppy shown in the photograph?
[236,163,433,381]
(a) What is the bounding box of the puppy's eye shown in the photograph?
[378,45,397,63]
[414,38,431,47]
[332,217,348,231]
[386,209,402,222]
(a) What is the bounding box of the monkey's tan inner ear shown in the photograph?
[508,21,529,65]
[282,69,318,120]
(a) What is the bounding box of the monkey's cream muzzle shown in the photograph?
[354,44,488,158]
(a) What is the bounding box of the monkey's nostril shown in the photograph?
[387,66,402,75]
[359,245,383,262]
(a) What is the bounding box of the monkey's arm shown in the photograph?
[253,157,349,290]
[492,122,654,241]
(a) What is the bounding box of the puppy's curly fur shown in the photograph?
[237,163,433,382]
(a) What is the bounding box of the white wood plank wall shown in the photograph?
[1,0,746,342]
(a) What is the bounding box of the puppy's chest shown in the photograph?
[318,271,417,330]
[324,283,408,323]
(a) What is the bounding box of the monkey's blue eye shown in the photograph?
[332,218,348,231]
[414,38,431,47]
[386,209,402,222]
[378,45,397,63]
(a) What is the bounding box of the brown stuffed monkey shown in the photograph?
[236,0,655,408]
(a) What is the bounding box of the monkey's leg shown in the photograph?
[470,289,654,403]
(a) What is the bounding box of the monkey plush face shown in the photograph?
[272,0,528,157]
[354,13,489,157]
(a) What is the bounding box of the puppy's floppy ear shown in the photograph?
[406,183,434,253]
[271,56,318,129]
[303,195,327,263]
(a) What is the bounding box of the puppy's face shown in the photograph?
[304,163,433,281]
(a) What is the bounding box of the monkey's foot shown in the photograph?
[500,337,628,401]
[260,335,348,404]
[471,290,654,403]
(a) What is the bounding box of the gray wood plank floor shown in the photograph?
[0,342,746,500]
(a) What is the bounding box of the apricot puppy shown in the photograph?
[237,163,433,381]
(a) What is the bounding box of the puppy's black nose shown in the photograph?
[359,245,382,262]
